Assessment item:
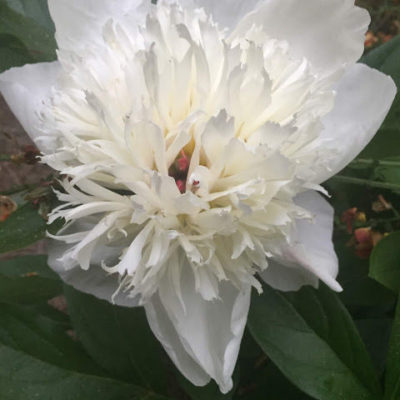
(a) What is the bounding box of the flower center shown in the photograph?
[169,150,190,193]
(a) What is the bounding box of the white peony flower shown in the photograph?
[0,0,396,393]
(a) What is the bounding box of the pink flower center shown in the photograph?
[169,150,190,193]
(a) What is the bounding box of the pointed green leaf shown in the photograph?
[0,256,62,304]
[361,36,400,87]
[0,204,47,254]
[248,284,381,400]
[385,298,400,400]
[0,204,62,254]
[356,319,392,377]
[64,285,168,394]
[0,302,101,375]
[370,232,400,292]
[0,33,33,72]
[5,0,55,31]
[0,0,56,66]
[235,363,313,400]
[337,242,395,309]
[0,345,171,400]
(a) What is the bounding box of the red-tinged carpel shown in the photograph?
[177,150,190,172]
[176,179,186,194]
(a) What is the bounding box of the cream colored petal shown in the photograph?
[146,265,251,393]
[48,240,140,307]
[316,63,397,183]
[260,191,341,292]
[0,62,60,153]
[233,0,370,71]
[48,0,149,51]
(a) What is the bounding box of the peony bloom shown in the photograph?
[0,0,396,393]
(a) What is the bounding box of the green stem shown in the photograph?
[350,158,400,168]
[332,175,400,191]
[370,216,400,224]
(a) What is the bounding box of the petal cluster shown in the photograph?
[42,2,337,301]
[0,0,396,393]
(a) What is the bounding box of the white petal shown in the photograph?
[0,62,60,153]
[234,0,370,71]
[144,293,211,386]
[48,0,149,50]
[260,190,342,292]
[145,265,251,393]
[258,259,319,292]
[316,63,397,183]
[177,0,261,31]
[48,240,139,307]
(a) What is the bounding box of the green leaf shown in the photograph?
[237,334,313,400]
[360,38,400,159]
[0,33,34,71]
[0,302,101,375]
[235,363,313,400]
[361,36,400,87]
[0,345,170,400]
[385,298,400,400]
[286,286,381,394]
[0,0,56,68]
[369,232,400,292]
[248,284,381,400]
[0,255,58,279]
[0,256,62,304]
[5,0,55,31]
[336,243,396,309]
[64,285,168,394]
[0,280,172,400]
[356,319,392,377]
[24,302,70,326]
[359,107,400,160]
[0,203,61,254]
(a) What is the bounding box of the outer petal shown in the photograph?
[145,293,211,387]
[260,191,342,292]
[48,241,139,308]
[0,62,60,153]
[233,0,370,71]
[316,63,397,183]
[145,265,251,393]
[176,0,261,31]
[48,0,149,51]
[258,259,319,292]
